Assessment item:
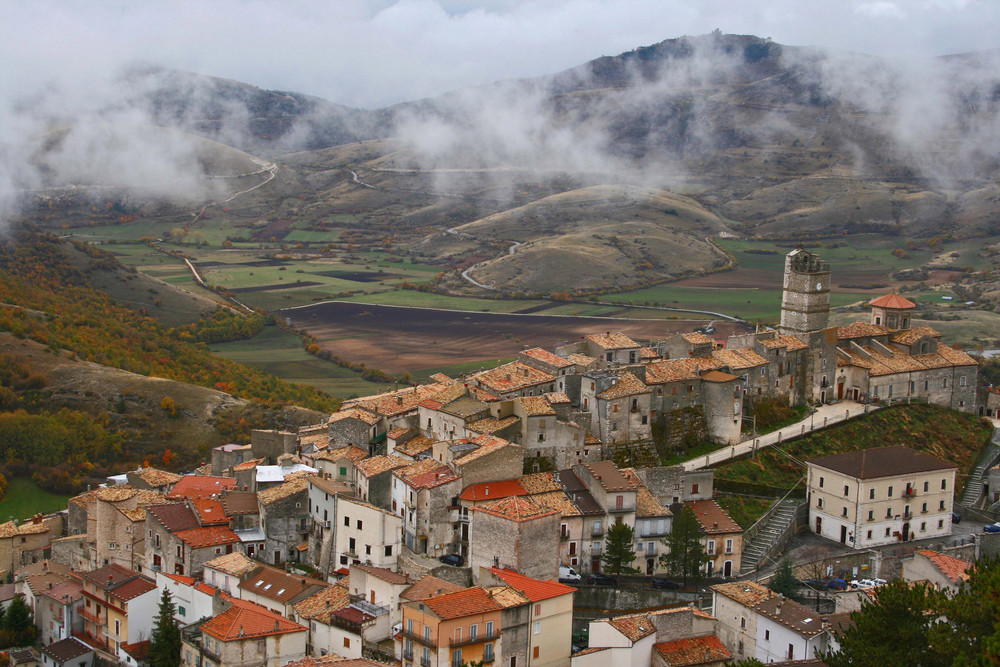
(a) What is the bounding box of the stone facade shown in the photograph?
[779,249,831,334]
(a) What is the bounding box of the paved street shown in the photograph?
[683,400,884,470]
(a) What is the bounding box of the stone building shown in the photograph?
[328,408,382,453]
[469,496,560,582]
[91,485,164,572]
[209,444,253,477]
[202,551,259,595]
[250,429,298,462]
[354,455,410,506]
[124,467,181,493]
[779,249,831,335]
[182,596,307,667]
[391,459,462,558]
[470,361,557,400]
[258,477,310,566]
[688,499,743,578]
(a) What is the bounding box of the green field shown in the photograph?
[209,325,379,398]
[0,477,72,523]
[337,291,547,313]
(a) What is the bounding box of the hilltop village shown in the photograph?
[5,250,993,667]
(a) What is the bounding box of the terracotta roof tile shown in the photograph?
[355,455,410,478]
[701,370,739,383]
[473,496,558,522]
[351,564,411,585]
[394,435,435,457]
[870,293,916,309]
[190,498,230,525]
[203,599,306,640]
[915,549,972,584]
[232,457,267,471]
[134,467,182,487]
[219,492,259,516]
[342,384,448,418]
[712,348,768,370]
[654,635,731,666]
[42,638,92,663]
[757,333,809,351]
[147,503,200,532]
[316,446,368,464]
[108,577,157,602]
[519,472,562,494]
[118,507,147,522]
[520,348,575,369]
[95,484,140,503]
[488,568,576,601]
[681,332,715,345]
[485,586,530,608]
[640,347,660,359]
[401,576,464,601]
[645,357,724,383]
[204,552,259,577]
[755,596,826,637]
[292,582,351,620]
[586,332,640,350]
[239,566,328,604]
[838,321,892,340]
[454,435,519,466]
[420,587,503,620]
[620,469,672,518]
[174,526,241,549]
[888,326,941,346]
[583,461,636,492]
[166,476,236,500]
[607,613,656,642]
[688,499,741,534]
[711,581,776,607]
[258,477,309,505]
[596,372,650,400]
[459,480,528,502]
[330,408,380,426]
[519,395,557,416]
[566,353,598,368]
[473,361,555,394]
[466,416,520,435]
[81,563,138,589]
[395,459,459,489]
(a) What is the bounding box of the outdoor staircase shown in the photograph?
[318,523,336,576]
[959,438,1000,508]
[740,498,802,576]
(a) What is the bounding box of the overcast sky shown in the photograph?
[3,0,999,108]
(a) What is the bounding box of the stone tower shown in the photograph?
[779,249,830,334]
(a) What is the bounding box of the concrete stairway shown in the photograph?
[740,498,801,575]
[959,439,1000,507]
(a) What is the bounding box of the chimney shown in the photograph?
[274,620,280,631]
[238,625,245,637]
[397,395,403,405]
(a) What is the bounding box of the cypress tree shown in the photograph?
[148,589,181,667]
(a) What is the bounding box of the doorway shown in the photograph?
[840,525,847,544]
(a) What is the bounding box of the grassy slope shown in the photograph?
[713,404,993,495]
[0,477,72,522]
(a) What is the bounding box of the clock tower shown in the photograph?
[779,249,830,334]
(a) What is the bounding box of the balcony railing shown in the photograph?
[450,631,500,648]
[559,533,570,542]
[607,504,636,514]
[483,650,495,664]
[403,649,414,661]
[420,658,431,667]
[591,526,605,537]
[400,630,435,648]
[79,608,102,624]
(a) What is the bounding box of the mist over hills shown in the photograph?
[7,32,1000,293]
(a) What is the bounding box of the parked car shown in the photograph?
[827,578,848,590]
[559,565,582,582]
[586,573,617,586]
[651,577,681,589]
[438,553,465,566]
[952,512,962,524]
[801,578,828,589]
[983,522,1000,533]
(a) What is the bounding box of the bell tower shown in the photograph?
[779,249,830,334]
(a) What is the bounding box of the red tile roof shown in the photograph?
[915,549,971,584]
[166,475,236,500]
[653,635,732,666]
[174,526,241,549]
[488,568,576,601]
[688,499,741,534]
[420,587,502,620]
[202,599,306,641]
[521,348,575,368]
[459,480,528,502]
[870,293,916,309]
[162,573,196,586]
[586,332,639,350]
[607,613,656,642]
[473,496,559,523]
[401,576,464,601]
[190,498,230,525]
[109,577,157,602]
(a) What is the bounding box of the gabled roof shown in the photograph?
[808,446,955,480]
[757,333,809,351]
[712,347,768,370]
[316,446,368,464]
[688,499,741,534]
[466,416,520,435]
[239,566,328,604]
[454,435,519,466]
[488,568,576,601]
[606,612,656,642]
[292,581,351,621]
[202,598,306,641]
[351,564,411,585]
[701,370,739,383]
[190,497,230,525]
[258,477,309,505]
[654,635,731,666]
[889,326,941,346]
[755,596,826,637]
[518,395,557,416]
[645,357,724,384]
[342,384,448,418]
[681,332,715,345]
[41,638,92,663]
[307,476,354,497]
[420,587,503,620]
[146,502,200,532]
[582,461,636,493]
[711,581,776,607]
[95,484,141,503]
[232,457,267,472]
[473,496,558,523]
[394,458,459,489]
[621,468,672,518]
[394,435,435,457]
[174,526,241,549]
[219,491,259,516]
[586,332,640,350]
[472,361,555,394]
[355,455,410,478]
[81,563,140,590]
[521,347,575,369]
[40,579,83,605]
[166,475,236,500]
[914,549,971,584]
[597,372,650,400]
[133,467,183,487]
[529,490,582,517]
[519,472,563,494]
[870,293,916,309]
[837,321,891,340]
[204,552,259,577]
[330,407,380,426]
[108,577,157,602]
[459,480,527,502]
[401,576,464,602]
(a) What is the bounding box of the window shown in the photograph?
[176,545,182,558]
[842,507,848,517]
[344,516,350,527]
[765,630,770,640]
[533,621,541,635]
[470,624,478,640]
[943,378,948,388]
[725,538,733,554]
[487,621,494,636]
[886,508,893,518]
[613,404,619,413]
[817,498,824,509]
[385,545,393,557]
[819,476,824,488]
[924,481,929,492]
[691,483,700,494]
[869,488,875,500]
[961,376,967,387]
[707,540,715,555]
[938,519,945,529]
[344,637,351,648]
[788,645,794,660]
[357,519,363,530]
[867,530,872,539]
[534,603,542,616]
[844,485,849,496]
[921,522,926,531]
[178,605,186,616]
[942,479,947,490]
[740,616,746,629]
[939,500,946,511]
[885,528,891,537]
[868,510,874,521]
[922,502,928,513]
[424,626,430,642]
[888,486,893,498]
[533,647,540,659]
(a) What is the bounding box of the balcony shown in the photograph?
[642,544,658,556]
[450,631,500,648]
[421,658,431,667]
[79,607,103,624]
[591,526,605,537]
[483,650,496,664]
[607,504,636,514]
[351,598,389,617]
[449,509,470,523]
[403,649,414,661]
[404,498,417,510]
[559,533,570,542]
[400,630,436,648]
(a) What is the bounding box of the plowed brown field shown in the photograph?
[281,302,746,375]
